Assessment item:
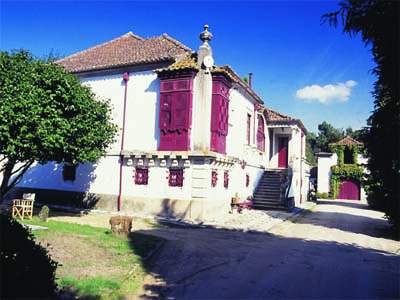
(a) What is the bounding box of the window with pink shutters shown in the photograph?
[211,75,231,154]
[169,168,184,187]
[211,170,218,187]
[256,115,265,152]
[158,75,194,151]
[246,114,251,145]
[224,171,229,189]
[134,168,148,185]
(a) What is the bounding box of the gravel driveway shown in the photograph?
[138,200,400,299]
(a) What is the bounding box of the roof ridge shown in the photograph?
[161,33,192,51]
[56,32,143,63]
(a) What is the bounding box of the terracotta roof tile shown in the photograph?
[264,108,307,134]
[213,65,263,104]
[157,54,198,72]
[331,136,363,146]
[57,32,192,73]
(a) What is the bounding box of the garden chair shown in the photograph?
[12,193,35,220]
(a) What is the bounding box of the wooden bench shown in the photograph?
[12,194,35,220]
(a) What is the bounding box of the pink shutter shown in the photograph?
[211,76,231,154]
[257,115,265,152]
[246,114,251,145]
[158,76,194,151]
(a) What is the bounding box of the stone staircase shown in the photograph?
[253,169,288,210]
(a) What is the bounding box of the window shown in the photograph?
[246,114,251,145]
[246,173,250,187]
[210,76,230,154]
[158,77,193,151]
[62,163,77,181]
[344,147,354,164]
[256,115,265,152]
[169,168,184,187]
[211,170,218,187]
[224,171,229,189]
[134,168,149,185]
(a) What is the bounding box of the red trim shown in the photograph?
[117,72,129,211]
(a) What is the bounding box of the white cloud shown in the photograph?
[296,80,357,104]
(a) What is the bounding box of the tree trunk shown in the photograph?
[0,159,16,203]
[0,159,33,203]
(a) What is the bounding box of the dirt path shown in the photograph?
[138,200,400,299]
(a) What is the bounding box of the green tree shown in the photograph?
[0,50,117,202]
[323,0,400,229]
[306,132,317,165]
[315,121,344,152]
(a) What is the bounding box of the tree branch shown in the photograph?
[10,161,33,176]
[3,160,34,196]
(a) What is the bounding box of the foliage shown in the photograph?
[330,165,364,198]
[329,144,359,166]
[305,132,317,165]
[0,214,58,299]
[315,192,329,199]
[323,0,400,229]
[0,50,117,201]
[39,205,50,222]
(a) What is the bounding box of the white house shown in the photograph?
[317,136,367,202]
[16,26,309,220]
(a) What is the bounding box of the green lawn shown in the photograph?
[22,217,163,299]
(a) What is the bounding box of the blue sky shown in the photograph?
[0,0,376,133]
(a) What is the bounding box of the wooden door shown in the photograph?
[338,180,360,200]
[278,137,288,168]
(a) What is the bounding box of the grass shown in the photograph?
[21,217,163,299]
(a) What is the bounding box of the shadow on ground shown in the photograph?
[130,221,400,299]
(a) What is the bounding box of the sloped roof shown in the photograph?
[57,32,192,73]
[331,136,363,146]
[264,108,308,134]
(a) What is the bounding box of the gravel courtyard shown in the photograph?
[137,200,399,299]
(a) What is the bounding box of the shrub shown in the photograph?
[0,214,58,299]
[316,192,329,199]
[38,205,50,222]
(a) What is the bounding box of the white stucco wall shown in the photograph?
[81,70,160,153]
[226,87,267,166]
[18,156,120,195]
[317,153,338,194]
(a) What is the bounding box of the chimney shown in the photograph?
[248,73,253,88]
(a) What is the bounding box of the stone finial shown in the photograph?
[200,24,213,44]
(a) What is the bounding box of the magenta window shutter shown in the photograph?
[224,171,229,188]
[169,169,184,187]
[134,168,149,185]
[210,76,231,154]
[257,115,265,152]
[246,114,251,145]
[158,77,193,151]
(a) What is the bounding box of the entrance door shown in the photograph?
[338,179,360,200]
[278,137,288,168]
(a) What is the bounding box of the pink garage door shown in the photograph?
[338,179,360,200]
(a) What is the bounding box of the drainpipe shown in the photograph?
[117,72,130,211]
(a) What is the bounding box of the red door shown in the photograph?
[278,137,288,168]
[338,180,360,200]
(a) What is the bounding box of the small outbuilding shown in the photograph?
[316,136,367,201]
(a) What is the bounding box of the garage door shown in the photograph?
[338,179,360,200]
